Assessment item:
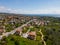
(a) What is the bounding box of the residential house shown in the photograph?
[15,28,22,35]
[27,31,36,40]
[0,27,5,35]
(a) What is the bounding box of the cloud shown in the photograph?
[22,8,60,14]
[0,6,18,13]
[0,6,6,10]
[0,6,60,14]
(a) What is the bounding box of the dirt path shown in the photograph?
[39,29,46,45]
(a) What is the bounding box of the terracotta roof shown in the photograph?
[28,31,36,36]
[0,29,4,32]
[16,28,22,32]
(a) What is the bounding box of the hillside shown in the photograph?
[0,13,60,45]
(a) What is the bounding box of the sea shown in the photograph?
[24,14,60,17]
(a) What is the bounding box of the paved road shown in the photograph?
[0,19,36,40]
[39,29,46,45]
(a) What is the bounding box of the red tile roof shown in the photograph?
[28,31,36,36]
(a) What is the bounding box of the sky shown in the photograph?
[0,0,60,14]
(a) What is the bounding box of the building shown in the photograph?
[27,31,36,40]
[0,27,5,35]
[21,29,36,40]
[15,28,22,35]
